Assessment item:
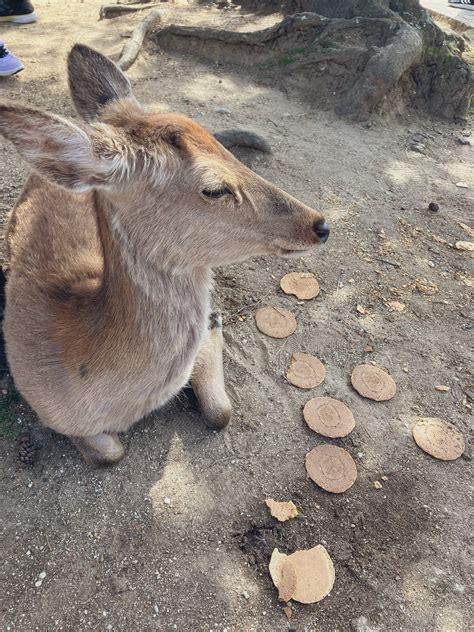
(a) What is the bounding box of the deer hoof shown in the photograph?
[70,432,125,466]
[202,401,232,430]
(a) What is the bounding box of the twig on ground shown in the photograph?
[374,257,401,268]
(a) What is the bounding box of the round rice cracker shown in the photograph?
[351,364,396,401]
[287,353,325,389]
[305,445,357,494]
[280,272,320,300]
[255,306,297,339]
[413,417,465,461]
[303,397,355,438]
[287,545,335,604]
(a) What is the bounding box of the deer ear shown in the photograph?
[0,103,115,192]
[68,44,137,122]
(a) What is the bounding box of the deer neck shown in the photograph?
[92,191,212,345]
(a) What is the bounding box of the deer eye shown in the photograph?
[202,187,231,200]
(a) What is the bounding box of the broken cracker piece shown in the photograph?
[282,606,293,619]
[351,364,396,401]
[255,306,297,339]
[287,352,325,389]
[305,445,357,493]
[412,417,465,461]
[265,498,298,522]
[269,549,297,602]
[280,272,320,300]
[287,545,335,604]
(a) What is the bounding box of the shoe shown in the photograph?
[448,0,474,10]
[0,1,37,23]
[0,43,24,76]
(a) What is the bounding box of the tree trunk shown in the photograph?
[155,0,471,121]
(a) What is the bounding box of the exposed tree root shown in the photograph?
[152,3,471,120]
[117,9,161,71]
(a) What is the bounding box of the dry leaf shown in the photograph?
[265,498,298,522]
[255,306,297,339]
[455,241,474,252]
[351,364,397,401]
[305,445,357,494]
[280,272,320,300]
[287,353,325,389]
[458,222,474,239]
[412,417,465,461]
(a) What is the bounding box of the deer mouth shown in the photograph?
[278,247,314,258]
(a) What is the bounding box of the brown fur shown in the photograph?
[0,45,328,465]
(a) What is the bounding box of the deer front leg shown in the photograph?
[191,312,232,430]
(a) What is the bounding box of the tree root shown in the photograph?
[99,3,159,20]
[151,7,470,120]
[117,9,162,71]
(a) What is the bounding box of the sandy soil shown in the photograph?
[0,2,472,631]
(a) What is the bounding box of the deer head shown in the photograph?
[0,45,329,271]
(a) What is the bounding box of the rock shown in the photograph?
[428,202,439,212]
[410,142,425,154]
[457,137,471,146]
[241,590,250,600]
[351,616,380,632]
[455,182,469,189]
[215,107,232,115]
[435,385,450,393]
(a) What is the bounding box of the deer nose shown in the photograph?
[313,220,330,243]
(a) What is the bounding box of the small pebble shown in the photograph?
[35,580,42,588]
[374,481,383,489]
[428,202,439,212]
[164,497,171,505]
[241,590,250,600]
[215,107,231,115]
[38,571,46,580]
[410,142,425,154]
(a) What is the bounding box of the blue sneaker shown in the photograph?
[0,43,24,76]
[0,1,37,24]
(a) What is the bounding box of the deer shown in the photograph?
[0,45,329,466]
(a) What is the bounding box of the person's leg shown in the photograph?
[448,0,474,10]
[0,41,24,76]
[0,1,37,23]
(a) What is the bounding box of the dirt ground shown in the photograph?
[0,2,472,631]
